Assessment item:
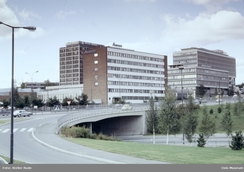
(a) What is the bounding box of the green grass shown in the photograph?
[0,155,26,164]
[63,137,244,164]
[197,104,244,133]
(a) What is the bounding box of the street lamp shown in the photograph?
[0,21,36,164]
[179,65,185,145]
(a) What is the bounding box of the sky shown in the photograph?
[0,0,244,89]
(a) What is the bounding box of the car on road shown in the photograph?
[121,104,133,111]
[0,109,10,116]
[13,110,32,117]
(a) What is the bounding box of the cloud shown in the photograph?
[56,10,76,20]
[18,9,41,21]
[160,10,244,48]
[186,0,238,5]
[0,0,45,40]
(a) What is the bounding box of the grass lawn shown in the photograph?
[197,104,244,133]
[0,155,26,164]
[63,137,244,164]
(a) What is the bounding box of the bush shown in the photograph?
[229,131,244,150]
[60,126,120,141]
[197,134,206,147]
[209,109,214,114]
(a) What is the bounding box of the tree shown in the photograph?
[23,95,30,107]
[199,106,216,141]
[184,95,199,144]
[46,96,60,107]
[44,80,59,89]
[20,82,26,89]
[2,99,10,108]
[62,97,77,106]
[221,103,233,137]
[158,87,181,144]
[32,98,44,108]
[75,93,88,105]
[146,96,158,134]
[229,85,235,96]
[233,94,243,117]
[196,84,207,98]
[229,131,244,150]
[197,134,206,147]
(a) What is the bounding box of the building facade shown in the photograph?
[83,44,168,104]
[168,47,236,98]
[59,41,105,86]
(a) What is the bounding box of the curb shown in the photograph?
[31,125,125,164]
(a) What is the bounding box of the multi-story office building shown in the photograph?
[83,44,168,104]
[59,41,105,86]
[168,47,236,98]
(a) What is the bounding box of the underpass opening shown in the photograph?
[76,115,145,136]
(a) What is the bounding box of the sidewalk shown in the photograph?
[32,121,169,164]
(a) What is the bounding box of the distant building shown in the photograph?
[168,47,236,98]
[37,84,83,103]
[0,88,41,101]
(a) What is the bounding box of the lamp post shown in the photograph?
[0,21,36,164]
[179,65,185,144]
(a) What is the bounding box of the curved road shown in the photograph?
[0,112,167,164]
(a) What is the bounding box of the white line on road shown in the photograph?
[20,128,26,132]
[2,129,10,133]
[13,128,19,132]
[28,128,34,132]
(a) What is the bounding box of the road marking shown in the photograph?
[13,128,19,132]
[28,128,34,132]
[0,128,35,133]
[20,128,26,132]
[2,129,10,133]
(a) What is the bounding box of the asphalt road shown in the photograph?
[0,113,106,164]
[0,112,167,164]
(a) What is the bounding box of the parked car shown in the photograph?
[0,109,10,116]
[121,104,133,111]
[13,110,32,117]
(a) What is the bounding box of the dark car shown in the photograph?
[0,109,10,116]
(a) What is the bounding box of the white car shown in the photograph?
[13,110,32,117]
[121,104,133,111]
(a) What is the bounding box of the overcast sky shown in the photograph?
[0,0,244,88]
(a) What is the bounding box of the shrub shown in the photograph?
[197,134,206,147]
[229,131,244,150]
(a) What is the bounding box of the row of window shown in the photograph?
[168,68,196,74]
[60,73,80,78]
[108,88,164,94]
[108,73,165,81]
[60,69,80,74]
[107,66,163,74]
[60,65,79,70]
[168,75,197,79]
[107,51,164,62]
[107,59,164,68]
[108,81,163,87]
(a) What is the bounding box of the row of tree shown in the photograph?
[0,88,89,109]
[146,87,244,146]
